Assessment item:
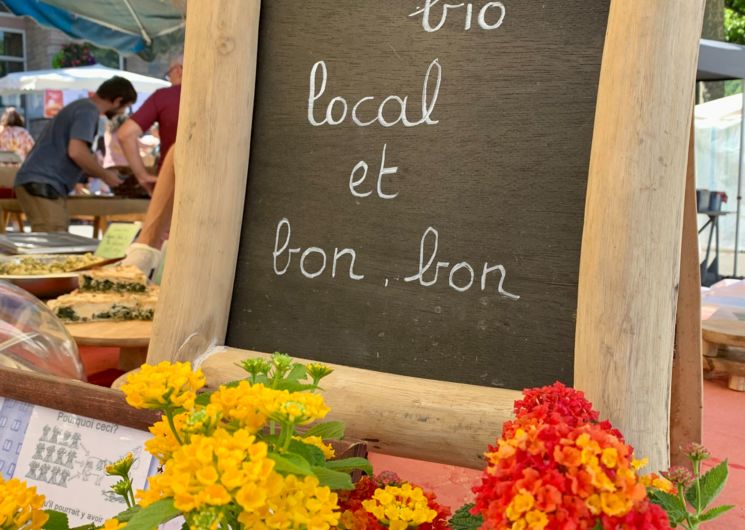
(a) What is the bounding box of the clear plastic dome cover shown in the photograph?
[0,280,84,380]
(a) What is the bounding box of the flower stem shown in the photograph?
[678,486,697,530]
[282,423,295,451]
[693,460,702,515]
[165,409,184,445]
[127,482,136,508]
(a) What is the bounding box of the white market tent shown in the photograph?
[0,64,168,95]
[697,39,745,276]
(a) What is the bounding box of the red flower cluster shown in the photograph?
[337,474,452,530]
[509,382,623,440]
[471,383,671,530]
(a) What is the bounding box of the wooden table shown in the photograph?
[702,319,745,391]
[0,196,149,236]
[65,320,152,372]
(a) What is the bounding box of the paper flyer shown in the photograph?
[13,405,153,527]
[0,398,33,478]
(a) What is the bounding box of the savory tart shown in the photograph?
[79,265,148,293]
[48,286,158,322]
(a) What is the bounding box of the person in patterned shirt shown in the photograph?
[0,107,34,161]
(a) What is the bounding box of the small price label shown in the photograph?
[95,222,141,259]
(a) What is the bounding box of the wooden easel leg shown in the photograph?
[670,114,703,467]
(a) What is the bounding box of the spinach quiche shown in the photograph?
[48,287,158,322]
[79,265,148,293]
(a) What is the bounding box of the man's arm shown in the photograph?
[68,139,121,188]
[117,119,158,193]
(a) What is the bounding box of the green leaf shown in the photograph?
[125,498,180,530]
[194,390,214,407]
[648,489,688,525]
[323,457,373,475]
[288,439,326,466]
[449,504,483,530]
[43,511,70,530]
[311,466,354,490]
[111,505,140,523]
[591,522,603,530]
[287,363,309,382]
[269,452,314,477]
[697,504,735,522]
[305,421,345,440]
[273,381,318,392]
[686,460,728,510]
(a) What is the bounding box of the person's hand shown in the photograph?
[134,171,158,196]
[121,243,162,277]
[101,169,123,188]
[73,183,90,196]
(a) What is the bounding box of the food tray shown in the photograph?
[0,273,79,300]
[0,232,99,255]
[0,254,92,299]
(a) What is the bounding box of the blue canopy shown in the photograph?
[3,0,184,58]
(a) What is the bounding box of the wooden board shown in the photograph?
[0,366,158,431]
[66,321,151,348]
[226,0,611,390]
[670,120,703,467]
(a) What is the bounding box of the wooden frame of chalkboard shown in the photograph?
[146,0,706,470]
[0,367,159,431]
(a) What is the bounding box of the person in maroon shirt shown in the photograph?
[118,54,182,194]
[118,54,183,276]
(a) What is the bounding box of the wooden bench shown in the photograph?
[0,197,149,236]
[702,319,745,391]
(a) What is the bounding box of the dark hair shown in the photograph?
[0,107,24,127]
[96,76,137,106]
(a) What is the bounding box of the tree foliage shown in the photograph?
[725,0,745,43]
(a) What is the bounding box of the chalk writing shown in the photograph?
[409,1,506,32]
[308,59,442,128]
[276,3,520,301]
[349,144,399,200]
[273,218,365,280]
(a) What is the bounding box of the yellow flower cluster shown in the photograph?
[145,412,188,464]
[138,428,339,530]
[139,428,274,511]
[504,490,548,530]
[294,435,336,459]
[574,433,645,517]
[101,518,126,530]
[122,361,206,410]
[0,477,48,530]
[209,381,330,430]
[640,473,676,494]
[238,475,339,530]
[362,483,437,530]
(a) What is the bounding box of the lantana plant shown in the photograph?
[455,383,694,530]
[1,360,736,530]
[646,443,733,529]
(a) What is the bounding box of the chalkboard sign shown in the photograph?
[227,1,611,390]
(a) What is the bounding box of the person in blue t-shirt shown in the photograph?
[14,76,138,232]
